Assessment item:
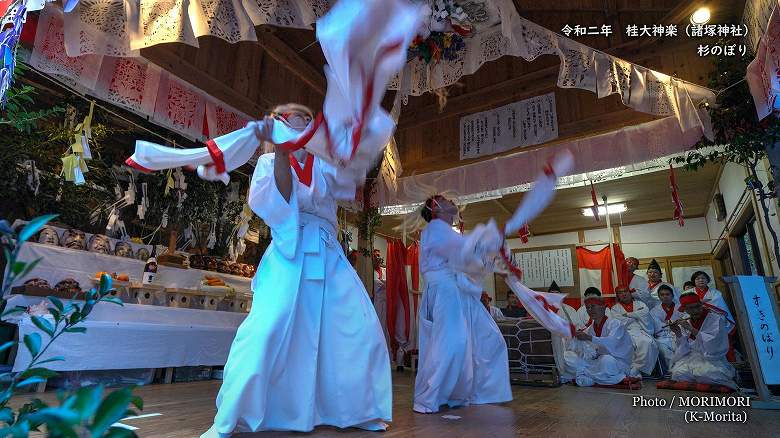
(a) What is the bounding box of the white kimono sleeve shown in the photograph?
[674,313,729,362]
[590,321,629,357]
[247,154,300,260]
[425,219,501,274]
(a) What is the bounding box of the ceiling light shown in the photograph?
[582,203,627,217]
[690,7,711,25]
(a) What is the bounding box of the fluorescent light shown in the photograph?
[582,203,627,217]
[690,7,711,25]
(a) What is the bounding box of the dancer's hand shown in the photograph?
[575,331,592,341]
[254,116,275,143]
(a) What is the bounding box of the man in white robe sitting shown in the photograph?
[669,292,737,389]
[576,287,607,330]
[625,257,651,306]
[650,284,683,373]
[611,286,659,377]
[562,295,633,386]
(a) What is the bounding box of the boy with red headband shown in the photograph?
[669,292,737,389]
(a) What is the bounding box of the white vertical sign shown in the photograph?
[460,92,558,159]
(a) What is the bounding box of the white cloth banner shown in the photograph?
[459,92,558,159]
[747,0,780,120]
[736,275,780,384]
[5,295,246,371]
[514,248,573,289]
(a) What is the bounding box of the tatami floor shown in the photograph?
[16,371,780,437]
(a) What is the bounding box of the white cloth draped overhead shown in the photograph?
[127,0,425,185]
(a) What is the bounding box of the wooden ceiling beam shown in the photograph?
[256,28,327,96]
[141,45,270,117]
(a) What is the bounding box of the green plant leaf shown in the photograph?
[36,356,65,365]
[89,387,135,436]
[99,274,113,295]
[31,316,55,337]
[15,376,47,388]
[72,385,103,420]
[130,395,143,411]
[23,333,41,357]
[2,306,26,318]
[20,368,58,380]
[63,327,86,334]
[16,258,42,282]
[10,261,25,276]
[49,308,61,322]
[47,296,65,312]
[104,427,136,438]
[18,215,58,243]
[0,341,15,353]
[0,407,13,423]
[101,297,124,306]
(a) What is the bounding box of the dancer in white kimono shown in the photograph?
[412,194,511,413]
[669,292,737,389]
[125,1,426,434]
[610,286,659,376]
[650,284,683,371]
[562,295,633,386]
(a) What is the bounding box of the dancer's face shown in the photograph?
[433,197,458,224]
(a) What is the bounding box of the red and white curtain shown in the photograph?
[385,239,411,357]
[575,244,629,306]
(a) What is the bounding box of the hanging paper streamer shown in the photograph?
[589,181,600,222]
[670,164,684,227]
[517,223,530,243]
[0,2,25,108]
[60,153,88,185]
[164,169,174,196]
[137,182,148,219]
[22,159,40,195]
[161,210,168,229]
[206,222,216,249]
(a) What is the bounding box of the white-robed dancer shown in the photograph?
[125,1,426,433]
[669,291,737,389]
[650,284,683,371]
[563,295,634,386]
[412,194,512,413]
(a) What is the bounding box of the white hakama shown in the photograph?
[210,154,391,434]
[562,317,633,386]
[650,303,683,369]
[611,300,659,376]
[414,219,511,413]
[670,310,736,389]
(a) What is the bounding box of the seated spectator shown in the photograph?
[577,287,606,330]
[611,286,659,377]
[650,284,683,372]
[669,292,737,389]
[682,281,695,292]
[481,292,505,321]
[562,295,633,386]
[550,281,578,326]
[502,292,527,318]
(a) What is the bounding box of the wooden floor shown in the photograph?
[15,371,780,437]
